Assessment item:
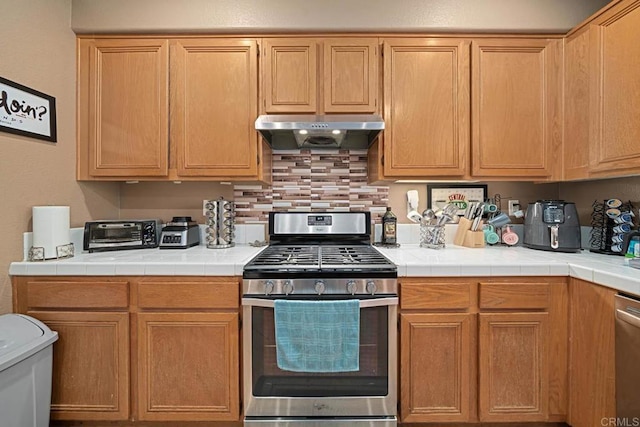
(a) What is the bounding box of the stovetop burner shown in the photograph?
[243,212,397,282]
[244,244,394,271]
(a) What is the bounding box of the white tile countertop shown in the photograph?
[375,244,640,297]
[9,223,640,297]
[9,244,268,277]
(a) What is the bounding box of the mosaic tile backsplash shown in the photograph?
[233,149,389,224]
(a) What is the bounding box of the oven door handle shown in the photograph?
[242,297,398,308]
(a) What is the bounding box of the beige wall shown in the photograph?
[119,182,234,224]
[71,0,609,34]
[0,0,120,314]
[560,176,640,226]
[390,181,559,224]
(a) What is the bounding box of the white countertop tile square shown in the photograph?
[490,265,521,276]
[459,264,491,276]
[114,263,146,276]
[519,264,551,276]
[85,264,117,276]
[25,263,58,275]
[56,262,88,275]
[144,263,175,275]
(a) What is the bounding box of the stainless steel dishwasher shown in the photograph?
[615,293,640,418]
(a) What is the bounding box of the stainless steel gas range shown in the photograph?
[242,212,398,427]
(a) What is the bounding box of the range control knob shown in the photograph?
[314,280,326,295]
[283,280,294,295]
[263,280,275,296]
[366,280,377,295]
[346,280,357,295]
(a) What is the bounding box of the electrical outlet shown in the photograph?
[508,200,520,216]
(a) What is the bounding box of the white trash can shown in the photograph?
[0,314,58,427]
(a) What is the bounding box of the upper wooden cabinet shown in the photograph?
[261,37,379,114]
[471,38,562,179]
[563,27,593,180]
[77,37,270,183]
[589,1,640,176]
[379,38,470,179]
[170,39,260,178]
[79,39,169,178]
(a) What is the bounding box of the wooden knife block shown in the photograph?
[454,217,485,248]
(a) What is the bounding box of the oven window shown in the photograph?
[251,305,389,397]
[91,225,141,242]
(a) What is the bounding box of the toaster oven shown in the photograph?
[83,219,162,252]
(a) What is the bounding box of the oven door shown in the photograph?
[242,296,398,418]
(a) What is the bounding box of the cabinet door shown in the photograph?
[590,3,640,175]
[478,312,549,422]
[471,39,561,179]
[400,313,473,423]
[80,38,169,177]
[564,28,593,180]
[568,279,616,426]
[137,312,239,421]
[171,39,259,178]
[382,38,470,178]
[27,311,129,420]
[262,38,317,113]
[323,38,378,113]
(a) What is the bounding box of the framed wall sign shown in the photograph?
[0,76,57,142]
[427,183,488,215]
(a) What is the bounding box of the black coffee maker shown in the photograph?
[523,200,581,252]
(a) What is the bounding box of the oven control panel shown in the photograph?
[307,215,332,226]
[243,278,397,296]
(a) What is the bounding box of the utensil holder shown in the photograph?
[420,224,445,249]
[205,197,236,249]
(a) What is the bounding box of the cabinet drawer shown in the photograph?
[26,280,129,309]
[479,282,550,309]
[137,280,239,309]
[401,281,472,309]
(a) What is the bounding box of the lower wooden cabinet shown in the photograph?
[568,278,616,426]
[136,312,239,421]
[478,312,548,422]
[28,310,130,421]
[399,277,568,424]
[400,312,473,423]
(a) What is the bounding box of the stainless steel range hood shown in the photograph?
[255,114,384,150]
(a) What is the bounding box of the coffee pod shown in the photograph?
[612,234,626,243]
[606,208,621,219]
[611,243,623,253]
[613,213,634,224]
[613,223,632,233]
[606,198,623,208]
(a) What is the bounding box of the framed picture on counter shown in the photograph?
[427,184,487,215]
[0,76,57,143]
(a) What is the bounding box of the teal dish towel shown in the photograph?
[274,299,360,373]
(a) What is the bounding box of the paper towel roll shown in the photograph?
[32,206,70,259]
